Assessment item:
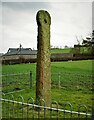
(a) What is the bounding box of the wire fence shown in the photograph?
[0,93,93,119]
[1,71,92,93]
[51,72,92,90]
[0,72,93,119]
[1,72,33,93]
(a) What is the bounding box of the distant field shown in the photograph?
[2,60,93,115]
[50,47,91,54]
[50,48,72,53]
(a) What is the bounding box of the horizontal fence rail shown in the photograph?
[1,72,93,119]
[0,96,92,119]
[1,98,92,116]
[1,73,29,77]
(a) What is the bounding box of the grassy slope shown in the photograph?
[2,60,93,113]
[2,60,92,75]
[51,60,92,112]
[51,60,92,75]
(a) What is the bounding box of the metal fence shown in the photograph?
[0,93,93,119]
[2,71,92,93]
[2,72,33,93]
[51,72,92,90]
[1,72,93,119]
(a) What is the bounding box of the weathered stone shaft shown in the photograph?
[36,10,51,106]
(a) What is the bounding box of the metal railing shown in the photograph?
[0,93,92,119]
[1,72,93,119]
[1,71,33,93]
[51,72,92,89]
[1,71,92,93]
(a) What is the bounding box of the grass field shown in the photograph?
[2,60,92,75]
[2,60,93,117]
[51,48,72,53]
[50,47,91,54]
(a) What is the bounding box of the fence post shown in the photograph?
[30,71,32,89]
[58,72,61,89]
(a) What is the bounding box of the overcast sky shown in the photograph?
[0,1,92,53]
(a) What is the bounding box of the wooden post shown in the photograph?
[36,10,51,107]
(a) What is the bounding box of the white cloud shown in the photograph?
[1,2,92,53]
[50,2,92,47]
[1,0,93,2]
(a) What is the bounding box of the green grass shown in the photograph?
[51,48,72,54]
[50,47,92,55]
[2,60,92,75]
[2,60,93,118]
[2,63,36,74]
[51,60,92,75]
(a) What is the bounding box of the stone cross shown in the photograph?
[36,10,51,107]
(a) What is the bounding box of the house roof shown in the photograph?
[4,48,37,56]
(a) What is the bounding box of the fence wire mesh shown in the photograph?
[0,93,93,119]
[1,72,92,93]
[1,72,32,93]
[1,72,93,119]
[51,72,92,90]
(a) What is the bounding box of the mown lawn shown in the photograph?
[2,60,93,116]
